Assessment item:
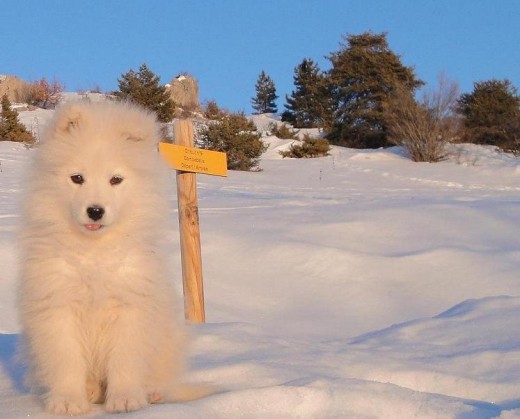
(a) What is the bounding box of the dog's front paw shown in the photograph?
[105,392,148,413]
[148,390,164,403]
[45,394,90,415]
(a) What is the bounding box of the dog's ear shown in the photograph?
[121,108,162,146]
[48,103,85,138]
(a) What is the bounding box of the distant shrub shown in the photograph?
[280,134,330,158]
[199,111,267,171]
[0,94,35,143]
[203,100,228,121]
[456,79,520,155]
[27,77,64,109]
[385,75,460,163]
[269,122,299,139]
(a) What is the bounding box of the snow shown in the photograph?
[248,113,323,140]
[1,110,519,418]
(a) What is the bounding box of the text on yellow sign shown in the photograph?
[159,143,228,177]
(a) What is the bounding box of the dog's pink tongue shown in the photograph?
[85,224,102,231]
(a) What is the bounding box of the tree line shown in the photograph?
[0,64,268,171]
[2,32,518,167]
[251,32,520,159]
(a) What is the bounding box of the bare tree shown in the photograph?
[385,74,460,162]
[28,77,64,109]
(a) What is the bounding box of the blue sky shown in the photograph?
[2,1,519,113]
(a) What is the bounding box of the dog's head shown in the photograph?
[33,101,168,238]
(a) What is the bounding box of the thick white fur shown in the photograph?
[18,101,210,415]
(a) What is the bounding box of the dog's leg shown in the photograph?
[86,376,106,403]
[104,306,149,413]
[29,307,90,415]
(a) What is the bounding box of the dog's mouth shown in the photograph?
[83,223,104,232]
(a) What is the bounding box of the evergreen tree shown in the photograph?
[203,100,227,120]
[456,79,520,153]
[282,58,332,128]
[115,64,175,122]
[326,32,423,148]
[0,94,35,143]
[199,111,267,171]
[251,71,278,114]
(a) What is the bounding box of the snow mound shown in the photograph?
[248,113,281,135]
[1,109,519,417]
[2,301,511,418]
[348,146,410,162]
[348,296,520,403]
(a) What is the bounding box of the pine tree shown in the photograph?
[282,58,332,128]
[251,71,278,114]
[199,111,267,171]
[0,94,35,143]
[326,32,423,148]
[456,79,520,153]
[115,64,175,122]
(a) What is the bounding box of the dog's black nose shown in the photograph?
[86,206,105,221]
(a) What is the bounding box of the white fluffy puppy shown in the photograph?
[19,101,209,415]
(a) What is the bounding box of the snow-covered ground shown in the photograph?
[0,109,519,418]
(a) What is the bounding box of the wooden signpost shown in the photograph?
[159,120,227,323]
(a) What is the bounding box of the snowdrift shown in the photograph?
[0,111,519,417]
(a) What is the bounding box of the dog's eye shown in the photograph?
[70,174,84,185]
[110,175,124,186]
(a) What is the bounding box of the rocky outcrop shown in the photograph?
[166,74,200,112]
[0,75,31,103]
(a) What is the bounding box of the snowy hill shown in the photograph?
[0,110,519,417]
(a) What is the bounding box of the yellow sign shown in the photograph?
[159,143,228,177]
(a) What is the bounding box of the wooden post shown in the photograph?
[175,119,205,323]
